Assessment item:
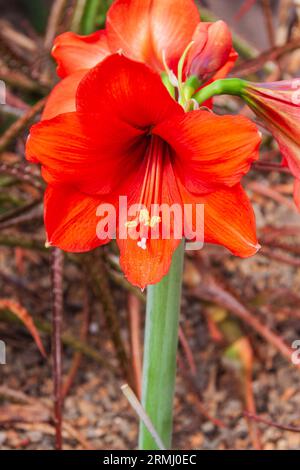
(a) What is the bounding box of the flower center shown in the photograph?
[125,135,169,249]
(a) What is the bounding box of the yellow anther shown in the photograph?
[125,220,138,228]
[139,209,150,224]
[149,215,161,228]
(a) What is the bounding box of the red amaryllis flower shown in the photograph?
[186,21,237,82]
[44,0,237,120]
[26,55,260,288]
[52,0,200,78]
[241,80,300,209]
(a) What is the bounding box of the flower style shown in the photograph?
[43,0,236,120]
[26,54,261,288]
[240,80,300,209]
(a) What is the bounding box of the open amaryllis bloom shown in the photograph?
[241,80,300,209]
[44,0,237,120]
[26,54,261,288]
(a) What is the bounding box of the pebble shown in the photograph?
[86,428,105,439]
[264,442,276,450]
[27,431,42,443]
[0,432,7,446]
[202,422,215,434]
[277,439,289,450]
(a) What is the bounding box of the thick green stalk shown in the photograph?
[139,240,185,450]
[194,78,245,105]
[81,0,100,34]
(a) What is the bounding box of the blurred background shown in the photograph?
[0,0,300,450]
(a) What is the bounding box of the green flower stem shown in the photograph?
[81,0,100,34]
[194,78,246,105]
[139,240,185,450]
[183,75,202,102]
[161,72,176,99]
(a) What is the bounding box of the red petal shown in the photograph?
[179,182,259,257]
[117,151,183,289]
[77,54,182,128]
[118,236,181,289]
[44,185,115,252]
[106,0,200,72]
[212,48,238,80]
[270,127,300,179]
[52,30,110,78]
[26,112,145,194]
[187,21,234,81]
[273,129,300,210]
[154,110,261,193]
[42,70,88,120]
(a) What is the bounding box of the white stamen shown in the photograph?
[191,99,200,110]
[149,215,161,228]
[184,98,200,112]
[137,237,147,250]
[162,50,178,87]
[125,220,138,228]
[139,209,150,224]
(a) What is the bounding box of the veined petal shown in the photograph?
[118,233,180,289]
[117,141,183,289]
[106,0,200,72]
[179,182,259,257]
[187,21,235,81]
[26,112,145,194]
[42,69,88,120]
[76,54,182,128]
[154,110,261,193]
[269,125,300,179]
[52,30,110,78]
[44,185,114,252]
[212,48,238,80]
[242,80,300,207]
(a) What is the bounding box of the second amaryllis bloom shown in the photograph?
[186,21,237,83]
[240,80,300,209]
[26,55,261,288]
[45,0,237,120]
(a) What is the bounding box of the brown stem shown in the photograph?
[51,248,64,450]
[234,0,256,20]
[248,181,296,212]
[234,37,300,76]
[0,61,49,93]
[0,161,44,190]
[191,261,299,368]
[0,199,42,228]
[0,98,46,153]
[85,251,130,380]
[253,161,291,174]
[178,355,226,429]
[1,308,116,371]
[259,247,300,267]
[262,0,276,48]
[44,0,69,50]
[244,411,300,433]
[178,326,197,376]
[127,293,142,399]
